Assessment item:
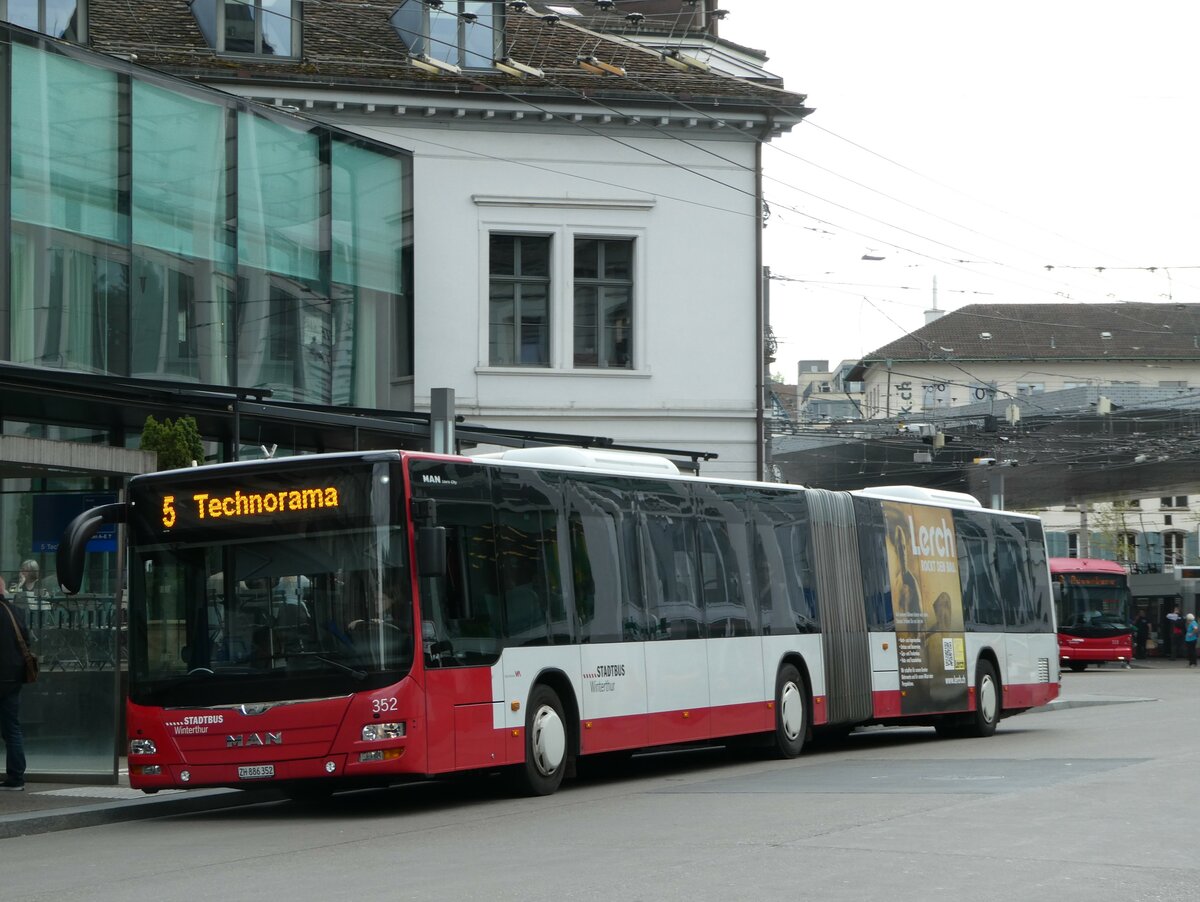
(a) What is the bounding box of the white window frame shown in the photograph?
[199,0,301,58]
[390,0,504,70]
[1115,531,1138,564]
[476,210,647,376]
[1163,531,1186,567]
[1067,532,1081,558]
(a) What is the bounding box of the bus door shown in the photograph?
[807,490,873,726]
[412,460,506,774]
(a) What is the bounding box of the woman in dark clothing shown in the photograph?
[0,576,29,790]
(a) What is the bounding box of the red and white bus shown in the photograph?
[1048,557,1133,671]
[60,447,1060,798]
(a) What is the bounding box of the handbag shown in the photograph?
[1,600,38,683]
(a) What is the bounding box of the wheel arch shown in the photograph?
[529,667,580,766]
[777,651,814,736]
[974,646,1003,707]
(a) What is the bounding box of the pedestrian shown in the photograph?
[1186,613,1199,667]
[0,575,29,790]
[1167,605,1183,659]
[11,559,47,630]
[1133,611,1150,660]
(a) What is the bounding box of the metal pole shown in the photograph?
[431,387,455,454]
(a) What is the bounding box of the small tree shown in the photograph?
[140,415,204,471]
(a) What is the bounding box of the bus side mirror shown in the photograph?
[417,526,447,577]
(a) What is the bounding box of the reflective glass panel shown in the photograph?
[462,2,496,68]
[331,143,403,294]
[223,0,256,52]
[261,0,293,56]
[237,112,320,280]
[44,0,77,38]
[11,44,124,243]
[132,82,232,267]
[6,0,38,29]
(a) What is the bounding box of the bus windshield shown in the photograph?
[128,526,413,707]
[1057,582,1130,630]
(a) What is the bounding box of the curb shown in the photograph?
[1030,696,1156,714]
[0,787,282,839]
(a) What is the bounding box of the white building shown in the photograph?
[80,1,810,478]
[849,303,1200,421]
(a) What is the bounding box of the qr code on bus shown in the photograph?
[942,638,956,670]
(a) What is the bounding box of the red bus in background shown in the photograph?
[1049,558,1133,671]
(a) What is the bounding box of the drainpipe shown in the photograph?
[755,116,773,480]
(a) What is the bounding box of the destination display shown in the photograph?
[129,465,379,543]
[1061,574,1124,587]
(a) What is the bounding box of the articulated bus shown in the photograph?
[1049,558,1133,671]
[60,447,1060,798]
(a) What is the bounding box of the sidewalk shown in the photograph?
[0,770,281,839]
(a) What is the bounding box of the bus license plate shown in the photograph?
[237,764,275,780]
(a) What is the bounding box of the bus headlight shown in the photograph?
[362,722,406,741]
[130,739,158,756]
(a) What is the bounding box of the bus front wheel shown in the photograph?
[1067,661,1087,672]
[514,684,568,796]
[967,660,1000,738]
[773,664,808,758]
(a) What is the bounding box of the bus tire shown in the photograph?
[773,664,808,758]
[1068,662,1087,672]
[967,659,1001,738]
[514,684,568,796]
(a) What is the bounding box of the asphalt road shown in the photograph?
[4,665,1192,902]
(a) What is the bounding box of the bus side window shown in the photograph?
[995,518,1034,631]
[696,485,756,638]
[422,517,502,666]
[747,491,814,636]
[1019,520,1054,632]
[568,506,622,643]
[955,511,1005,630]
[495,469,569,647]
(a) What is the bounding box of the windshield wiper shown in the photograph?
[285,651,367,681]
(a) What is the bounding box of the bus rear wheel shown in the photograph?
[513,684,568,796]
[773,664,808,758]
[966,659,1000,738]
[1068,662,1087,672]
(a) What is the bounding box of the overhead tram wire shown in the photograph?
[286,3,1078,291]
[792,119,1200,298]
[283,5,1098,303]
[226,4,1173,308]
[292,4,1189,299]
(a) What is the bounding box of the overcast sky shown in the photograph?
[718,1,1200,381]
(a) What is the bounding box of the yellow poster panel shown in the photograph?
[882,501,969,715]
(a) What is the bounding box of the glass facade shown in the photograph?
[5,30,413,402]
[0,27,414,778]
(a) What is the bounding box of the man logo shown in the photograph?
[226,732,282,748]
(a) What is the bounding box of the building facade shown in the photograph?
[79,0,810,478]
[850,303,1200,421]
[0,4,809,777]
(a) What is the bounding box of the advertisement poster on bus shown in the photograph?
[883,501,968,715]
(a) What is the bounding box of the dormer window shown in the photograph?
[391,0,503,69]
[191,0,300,58]
[1,0,85,41]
